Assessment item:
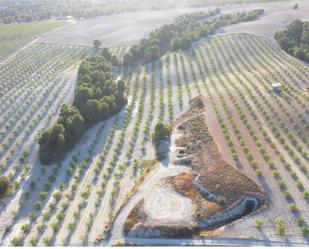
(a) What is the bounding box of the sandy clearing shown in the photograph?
[220,0,309,37]
[37,7,212,47]
[144,188,194,224]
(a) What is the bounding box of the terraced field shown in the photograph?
[0,33,308,246]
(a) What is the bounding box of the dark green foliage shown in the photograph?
[0,175,9,196]
[93,39,102,49]
[102,47,112,61]
[144,45,160,62]
[275,20,309,62]
[152,123,171,142]
[39,55,126,165]
[124,8,263,65]
[111,54,120,66]
[123,52,133,66]
[123,9,220,64]
[39,105,85,164]
[180,36,192,50]
[171,36,192,51]
[152,123,172,160]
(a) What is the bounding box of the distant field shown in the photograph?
[0,21,64,61]
[37,0,309,47]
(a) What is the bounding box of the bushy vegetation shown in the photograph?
[152,123,172,142]
[275,20,309,62]
[0,175,9,196]
[152,123,172,160]
[275,217,285,236]
[123,8,264,65]
[39,51,127,164]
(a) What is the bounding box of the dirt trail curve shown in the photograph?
[108,163,185,243]
[108,236,309,246]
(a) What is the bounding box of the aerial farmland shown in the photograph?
[0,0,308,247]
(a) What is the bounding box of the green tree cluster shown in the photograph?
[275,20,309,62]
[39,54,127,164]
[123,8,264,65]
[123,9,221,64]
[171,36,192,51]
[144,45,160,62]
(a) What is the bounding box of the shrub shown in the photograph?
[21,223,30,233]
[275,217,285,236]
[11,237,21,246]
[43,212,50,221]
[303,191,309,200]
[152,123,171,142]
[288,203,297,213]
[30,237,38,246]
[34,201,42,210]
[255,219,264,229]
[296,216,304,227]
[43,236,51,246]
[217,195,227,206]
[284,191,292,200]
[301,227,309,236]
[0,175,10,196]
[39,191,48,200]
[28,210,37,220]
[56,213,65,221]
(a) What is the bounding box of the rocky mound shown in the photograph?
[123,95,267,238]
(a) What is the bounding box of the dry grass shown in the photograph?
[167,169,222,218]
[174,95,266,206]
[124,200,146,234]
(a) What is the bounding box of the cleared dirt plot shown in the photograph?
[220,0,309,37]
[144,188,194,224]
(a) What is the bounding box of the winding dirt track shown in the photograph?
[109,164,187,242]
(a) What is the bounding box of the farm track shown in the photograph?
[0,33,308,246]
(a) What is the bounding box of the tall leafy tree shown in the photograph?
[93,40,102,49]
